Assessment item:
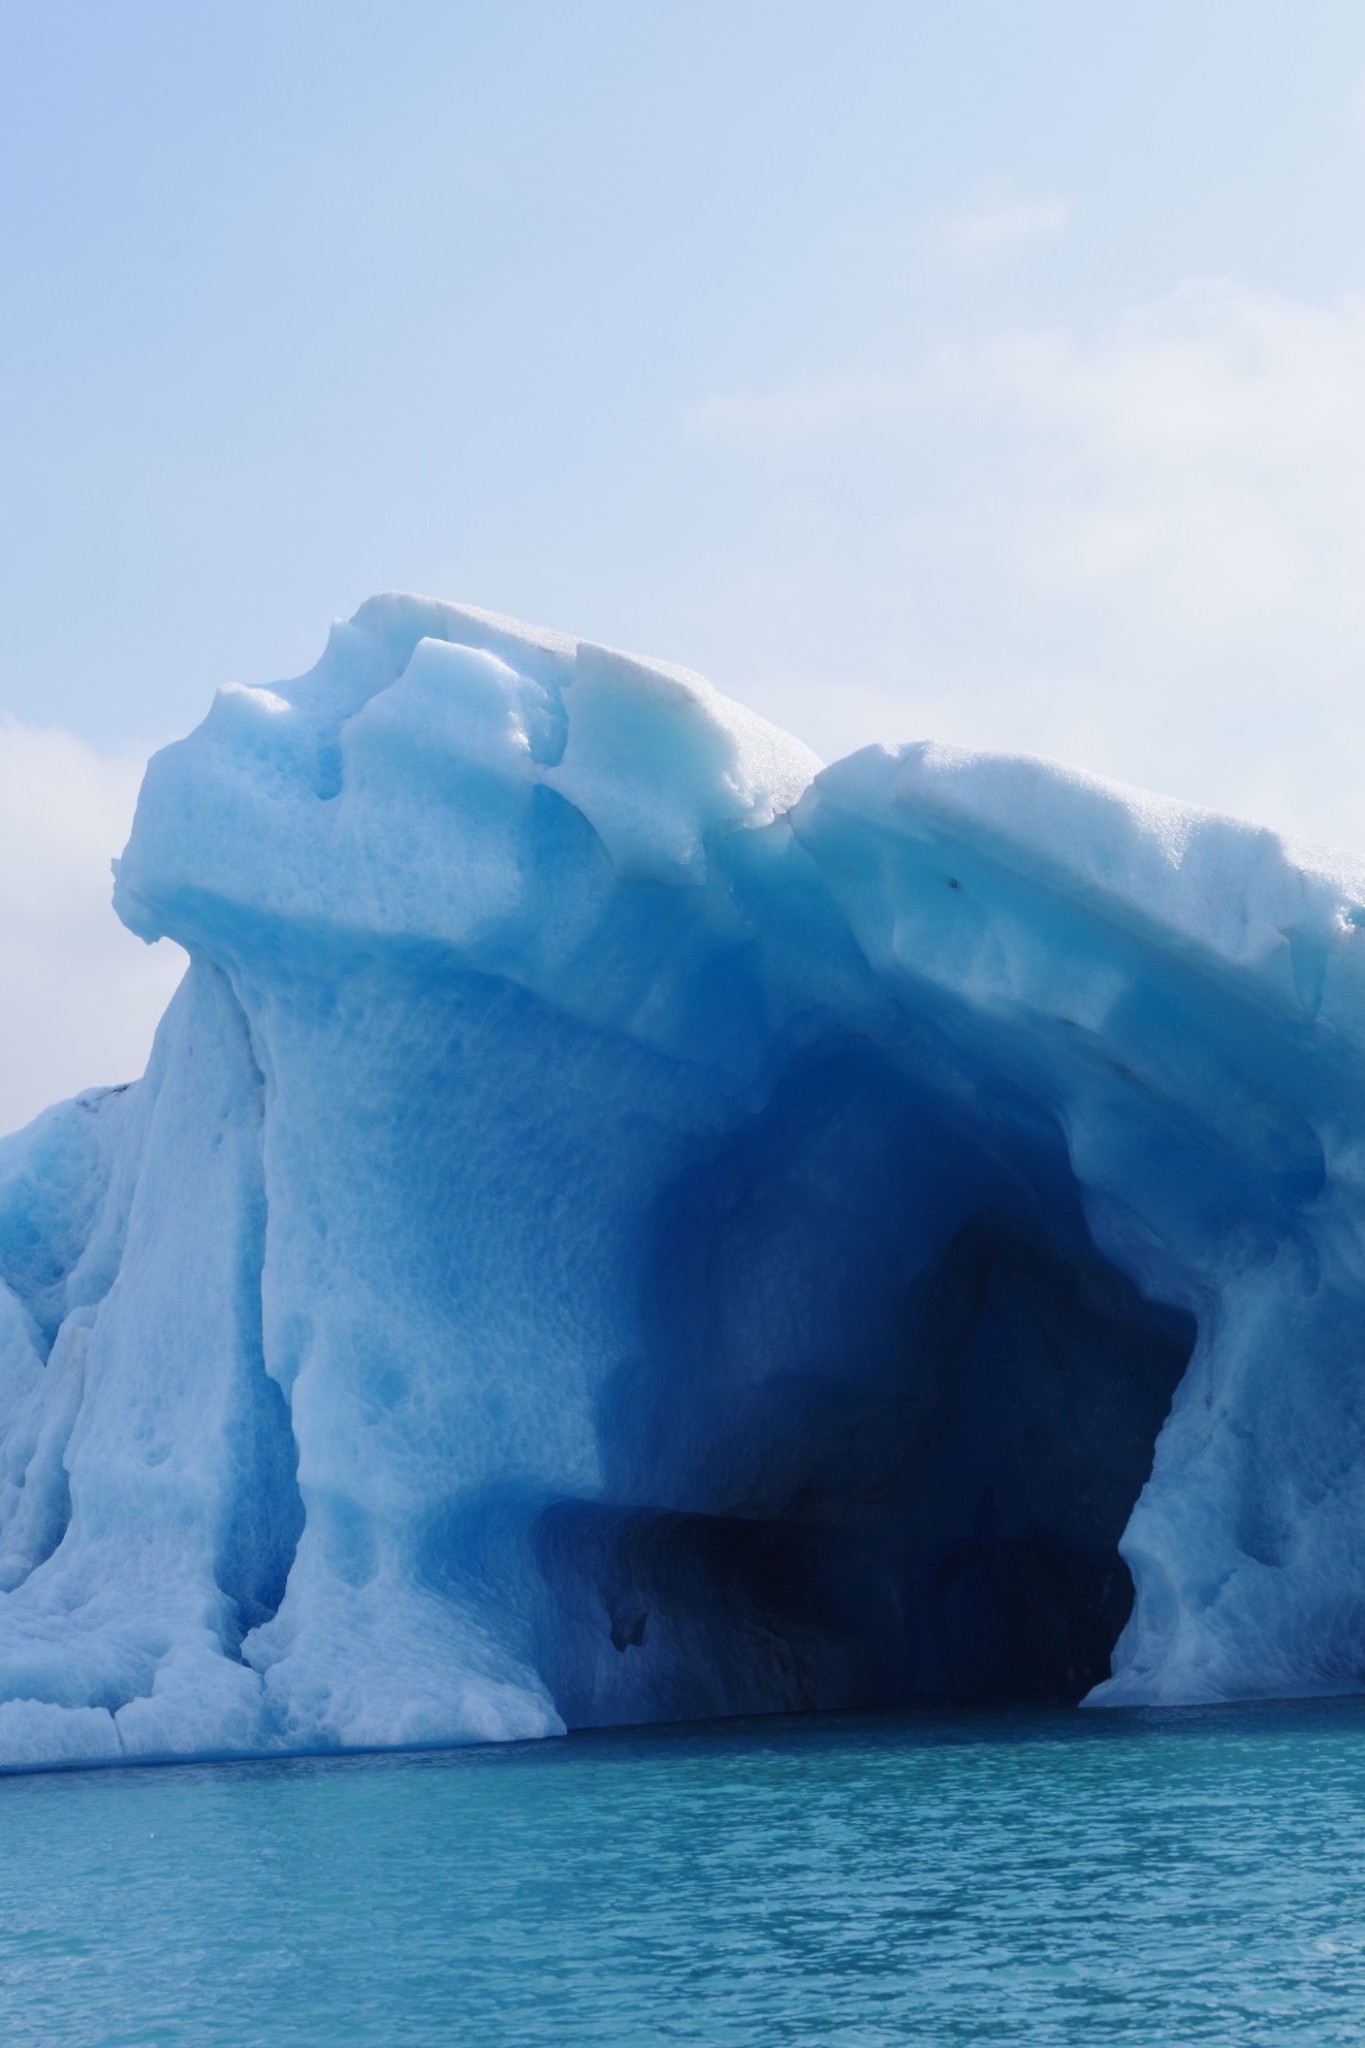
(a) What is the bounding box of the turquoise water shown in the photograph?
[4,1699,1365,2045]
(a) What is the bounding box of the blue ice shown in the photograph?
[3,594,1364,1768]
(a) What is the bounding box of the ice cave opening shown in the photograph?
[535,1039,1196,1727]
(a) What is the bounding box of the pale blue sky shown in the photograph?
[4,5,1364,762]
[7,2,1365,1123]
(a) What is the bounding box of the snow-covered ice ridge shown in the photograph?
[4,595,1365,1769]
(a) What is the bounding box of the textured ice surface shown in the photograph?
[5,594,1365,1767]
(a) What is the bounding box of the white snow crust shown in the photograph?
[4,593,1365,1768]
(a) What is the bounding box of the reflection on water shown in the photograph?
[3,1696,1365,2045]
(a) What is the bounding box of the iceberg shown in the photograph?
[3,593,1365,1768]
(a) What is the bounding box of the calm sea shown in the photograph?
[3,1696,1365,2046]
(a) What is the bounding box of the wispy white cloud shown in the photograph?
[917,283,1365,634]
[0,725,183,1137]
[938,185,1072,268]
[684,280,1365,850]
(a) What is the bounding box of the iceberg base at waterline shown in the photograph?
[2,593,1364,1769]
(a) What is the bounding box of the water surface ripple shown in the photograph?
[3,1696,1365,2045]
